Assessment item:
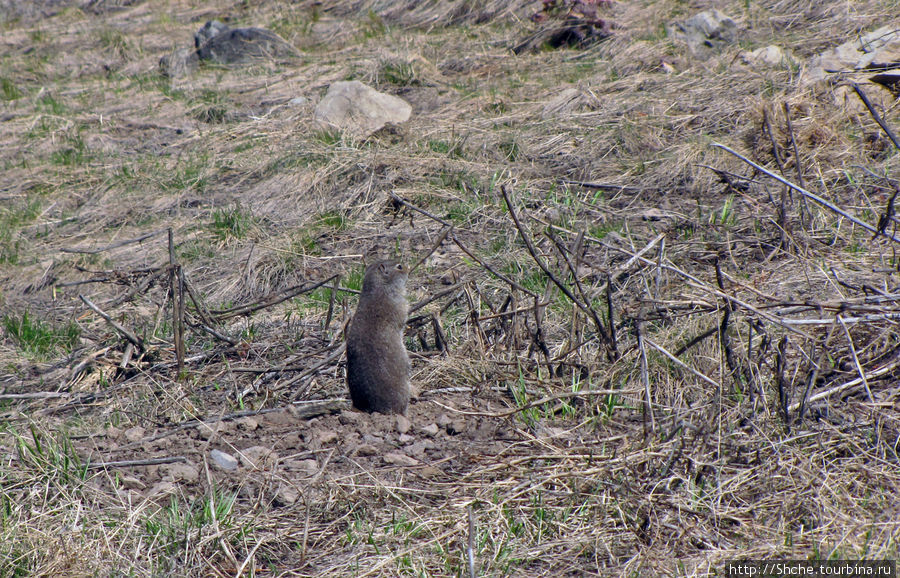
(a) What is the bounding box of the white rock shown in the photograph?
[313,81,412,138]
[209,449,238,471]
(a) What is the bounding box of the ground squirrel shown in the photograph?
[346,260,411,414]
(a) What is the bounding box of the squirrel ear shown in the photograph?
[379,262,388,274]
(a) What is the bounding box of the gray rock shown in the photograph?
[196,22,300,65]
[669,10,738,57]
[313,81,412,139]
[209,449,238,471]
[395,415,411,434]
[420,423,440,436]
[195,20,229,48]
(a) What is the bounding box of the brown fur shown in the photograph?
[346,260,410,414]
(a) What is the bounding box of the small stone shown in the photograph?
[119,475,146,490]
[362,433,384,445]
[209,449,238,471]
[421,423,440,436]
[123,426,145,443]
[164,463,200,483]
[274,484,299,506]
[404,441,428,458]
[288,97,309,106]
[395,415,411,434]
[435,414,452,427]
[399,434,415,444]
[383,452,418,467]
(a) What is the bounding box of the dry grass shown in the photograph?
[1,0,899,575]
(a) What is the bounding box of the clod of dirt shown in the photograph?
[420,423,440,436]
[383,452,419,467]
[447,419,468,435]
[274,484,299,507]
[239,446,279,470]
[403,441,429,459]
[209,449,239,471]
[236,417,259,431]
[354,444,379,457]
[147,481,177,498]
[163,462,200,483]
[338,410,363,426]
[123,426,145,443]
[315,429,339,445]
[292,459,318,476]
[119,475,146,490]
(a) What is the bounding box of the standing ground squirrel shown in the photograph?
[346,260,411,414]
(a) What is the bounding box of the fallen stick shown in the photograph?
[788,359,899,412]
[79,294,145,352]
[210,275,339,320]
[86,456,189,469]
[0,391,70,400]
[643,336,721,389]
[852,83,900,151]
